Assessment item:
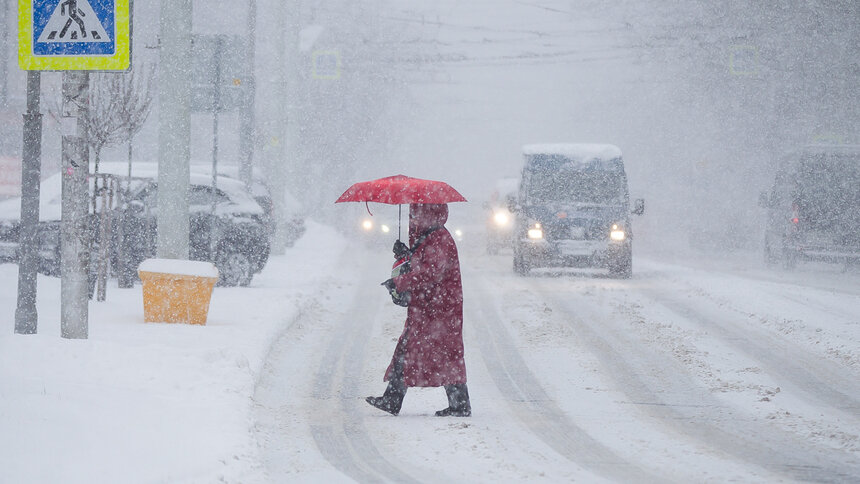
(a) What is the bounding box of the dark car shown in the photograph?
[115,172,271,286]
[189,163,306,247]
[511,144,644,278]
[0,163,271,287]
[760,145,860,269]
[0,170,66,276]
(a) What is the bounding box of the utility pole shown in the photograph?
[269,0,299,255]
[238,0,257,190]
[157,0,192,259]
[0,0,8,106]
[60,71,90,340]
[14,71,42,335]
[209,36,224,260]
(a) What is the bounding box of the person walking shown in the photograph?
[367,203,471,417]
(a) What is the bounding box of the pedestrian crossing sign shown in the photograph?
[18,0,131,71]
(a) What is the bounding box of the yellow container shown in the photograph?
[138,259,219,325]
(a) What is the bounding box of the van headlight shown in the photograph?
[609,224,626,241]
[528,223,543,239]
[362,219,373,231]
[380,224,390,233]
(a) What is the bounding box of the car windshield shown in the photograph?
[795,152,860,228]
[524,166,627,205]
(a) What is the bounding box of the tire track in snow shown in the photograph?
[536,278,860,483]
[638,282,860,414]
[309,256,422,484]
[468,274,665,483]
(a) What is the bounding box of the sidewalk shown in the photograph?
[0,221,347,484]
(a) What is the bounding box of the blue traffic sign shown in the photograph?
[19,0,131,71]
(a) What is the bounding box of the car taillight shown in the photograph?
[791,203,799,224]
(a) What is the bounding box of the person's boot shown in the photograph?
[436,384,471,417]
[366,380,406,416]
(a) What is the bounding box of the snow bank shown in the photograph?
[0,221,345,484]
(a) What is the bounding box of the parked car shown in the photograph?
[511,144,644,278]
[759,144,860,269]
[0,168,67,276]
[484,177,519,254]
[115,170,271,286]
[190,163,306,247]
[0,162,272,287]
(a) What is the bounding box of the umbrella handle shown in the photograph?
[398,204,401,240]
[365,201,373,216]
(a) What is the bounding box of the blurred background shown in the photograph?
[1,0,858,257]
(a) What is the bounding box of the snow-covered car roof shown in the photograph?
[0,161,263,222]
[489,178,519,205]
[494,177,519,197]
[799,144,860,154]
[522,143,623,162]
[188,162,305,215]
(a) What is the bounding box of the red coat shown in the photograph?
[386,203,467,387]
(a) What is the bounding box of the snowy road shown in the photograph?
[253,241,860,483]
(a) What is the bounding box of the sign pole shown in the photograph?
[209,35,224,261]
[1,0,9,105]
[14,71,42,335]
[238,0,256,190]
[19,0,132,340]
[60,71,90,340]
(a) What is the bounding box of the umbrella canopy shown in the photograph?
[335,175,467,205]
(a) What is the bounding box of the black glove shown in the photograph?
[381,278,396,291]
[393,240,409,259]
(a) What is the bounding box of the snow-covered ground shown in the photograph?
[0,221,346,483]
[2,221,859,482]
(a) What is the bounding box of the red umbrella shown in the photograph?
[335,175,466,240]
[335,174,467,205]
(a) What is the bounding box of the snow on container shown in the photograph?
[138,258,219,325]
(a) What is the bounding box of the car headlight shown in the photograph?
[527,223,543,239]
[493,211,510,226]
[380,224,390,233]
[610,224,626,241]
[361,219,373,231]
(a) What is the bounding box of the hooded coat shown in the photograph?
[386,203,467,387]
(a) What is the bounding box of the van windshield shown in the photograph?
[524,168,627,205]
[795,153,860,229]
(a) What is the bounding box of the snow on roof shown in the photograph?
[138,258,219,278]
[522,143,623,162]
[494,177,520,197]
[0,162,264,222]
[799,144,860,155]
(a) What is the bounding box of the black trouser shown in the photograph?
[381,352,407,413]
[444,383,471,412]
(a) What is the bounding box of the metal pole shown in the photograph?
[157,0,192,259]
[0,0,9,106]
[269,0,295,255]
[60,71,90,340]
[210,36,223,261]
[14,71,42,335]
[115,131,133,288]
[238,0,256,190]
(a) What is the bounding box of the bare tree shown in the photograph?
[88,66,155,176]
[89,66,155,296]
